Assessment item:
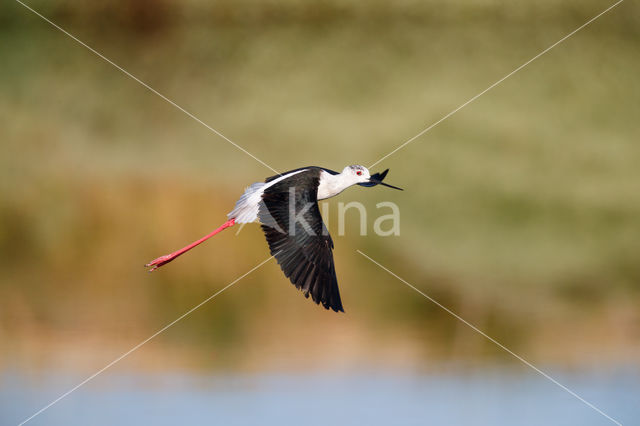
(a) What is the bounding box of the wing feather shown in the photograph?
[258,170,344,312]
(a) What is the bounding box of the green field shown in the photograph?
[1,0,639,371]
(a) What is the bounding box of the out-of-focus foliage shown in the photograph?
[1,0,638,372]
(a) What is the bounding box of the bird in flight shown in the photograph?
[145,165,402,312]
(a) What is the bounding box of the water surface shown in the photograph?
[2,368,638,425]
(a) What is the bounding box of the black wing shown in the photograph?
[258,170,344,312]
[264,166,338,183]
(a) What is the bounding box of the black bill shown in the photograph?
[358,169,403,190]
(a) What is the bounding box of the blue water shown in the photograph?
[2,368,638,425]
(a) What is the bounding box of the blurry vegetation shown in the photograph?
[1,0,639,372]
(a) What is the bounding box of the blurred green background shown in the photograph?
[1,0,639,380]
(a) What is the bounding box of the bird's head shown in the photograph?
[343,165,371,184]
[343,165,403,190]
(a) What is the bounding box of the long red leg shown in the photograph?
[145,218,236,272]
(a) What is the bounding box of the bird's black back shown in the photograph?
[264,166,338,184]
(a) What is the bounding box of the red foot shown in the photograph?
[145,254,175,272]
[145,218,235,272]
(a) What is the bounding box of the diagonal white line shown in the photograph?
[17,254,277,426]
[368,0,624,169]
[357,250,623,426]
[13,0,280,175]
[235,222,247,236]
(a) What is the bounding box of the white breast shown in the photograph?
[317,170,351,200]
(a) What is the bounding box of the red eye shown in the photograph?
[356,171,362,176]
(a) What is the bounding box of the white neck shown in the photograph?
[317,170,357,200]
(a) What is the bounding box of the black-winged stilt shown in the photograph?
[145,165,402,312]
